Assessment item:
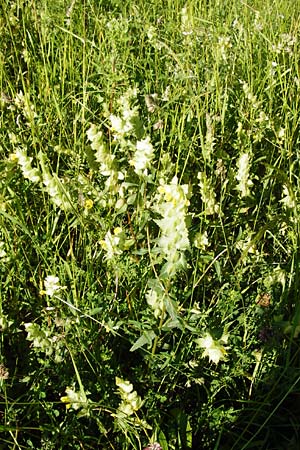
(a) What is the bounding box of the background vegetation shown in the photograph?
[1,0,300,448]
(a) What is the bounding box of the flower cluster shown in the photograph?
[235,152,253,198]
[86,124,126,208]
[37,151,72,210]
[145,280,166,319]
[25,319,65,363]
[115,377,143,417]
[197,172,219,215]
[9,136,72,211]
[280,184,295,209]
[11,147,41,183]
[272,33,296,54]
[24,322,53,353]
[181,5,194,36]
[14,90,37,122]
[61,385,90,414]
[194,230,209,250]
[217,36,232,62]
[129,136,155,176]
[153,176,190,277]
[100,227,126,260]
[109,87,140,140]
[0,241,8,262]
[202,113,215,162]
[86,124,116,175]
[42,275,64,297]
[0,363,9,381]
[195,331,229,365]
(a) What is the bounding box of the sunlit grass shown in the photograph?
[0,0,300,449]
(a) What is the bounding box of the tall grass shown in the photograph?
[1,0,300,448]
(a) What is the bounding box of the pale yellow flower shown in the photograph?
[196,332,229,365]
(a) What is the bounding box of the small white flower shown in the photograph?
[44,276,62,297]
[278,127,285,143]
[110,114,130,135]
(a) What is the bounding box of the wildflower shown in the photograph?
[43,275,63,297]
[153,119,164,130]
[61,385,89,411]
[129,136,155,176]
[145,94,158,113]
[143,444,162,450]
[100,227,125,260]
[181,5,194,35]
[37,151,72,210]
[202,113,215,162]
[278,127,285,144]
[109,88,140,138]
[0,241,7,259]
[280,184,295,209]
[14,90,37,121]
[0,316,8,331]
[110,114,132,135]
[194,231,209,250]
[235,227,258,255]
[196,331,229,365]
[65,0,76,26]
[153,177,190,277]
[1,92,13,105]
[254,12,263,31]
[146,286,166,319]
[235,152,253,197]
[242,82,260,108]
[24,322,52,350]
[146,25,157,42]
[84,199,94,210]
[197,172,219,215]
[217,36,232,61]
[264,266,286,288]
[13,147,41,183]
[272,33,296,54]
[86,124,125,206]
[115,377,142,417]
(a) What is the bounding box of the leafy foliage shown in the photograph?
[1,0,300,449]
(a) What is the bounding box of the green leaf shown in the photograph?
[158,430,169,450]
[130,330,156,352]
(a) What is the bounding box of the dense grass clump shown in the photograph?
[1,0,300,448]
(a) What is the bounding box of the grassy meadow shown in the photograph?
[1,0,300,448]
